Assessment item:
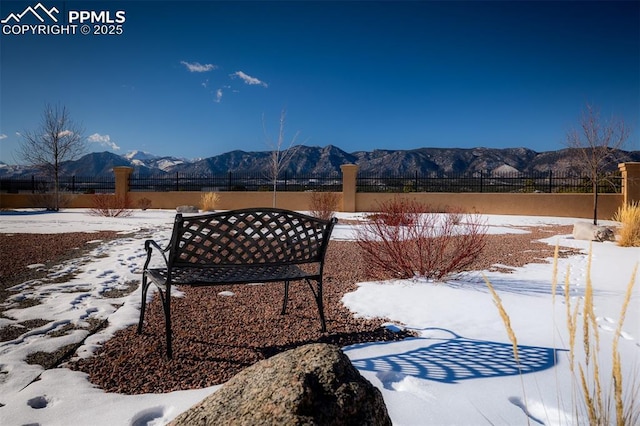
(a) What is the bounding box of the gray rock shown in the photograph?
[170,343,391,426]
[176,205,199,213]
[572,222,616,242]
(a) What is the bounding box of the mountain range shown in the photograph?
[1,145,638,177]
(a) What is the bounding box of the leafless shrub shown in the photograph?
[137,197,152,210]
[309,191,340,221]
[89,194,133,217]
[356,198,487,280]
[28,186,75,210]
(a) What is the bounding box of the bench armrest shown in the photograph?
[143,239,171,271]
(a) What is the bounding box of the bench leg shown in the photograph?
[165,285,172,359]
[137,274,173,358]
[137,273,150,334]
[281,281,290,315]
[305,278,327,332]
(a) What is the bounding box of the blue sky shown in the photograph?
[1,1,638,164]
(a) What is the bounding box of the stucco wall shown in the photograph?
[354,192,622,220]
[0,190,622,220]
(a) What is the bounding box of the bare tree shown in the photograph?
[566,103,629,225]
[263,109,301,207]
[19,103,86,211]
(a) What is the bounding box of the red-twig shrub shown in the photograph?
[356,198,487,280]
[89,194,133,217]
[309,191,340,221]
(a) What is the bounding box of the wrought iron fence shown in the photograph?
[129,172,343,192]
[356,170,622,193]
[0,170,622,194]
[0,175,115,194]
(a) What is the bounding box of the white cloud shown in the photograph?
[181,61,217,72]
[88,133,120,150]
[230,71,268,87]
[215,89,223,103]
[0,133,7,140]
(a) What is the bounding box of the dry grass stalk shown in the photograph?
[484,275,520,364]
[564,264,579,373]
[581,246,606,424]
[551,242,559,304]
[483,274,529,424]
[611,263,638,425]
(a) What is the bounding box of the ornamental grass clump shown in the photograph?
[613,201,640,247]
[356,197,487,280]
[200,192,220,212]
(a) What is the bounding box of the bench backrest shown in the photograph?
[168,208,337,268]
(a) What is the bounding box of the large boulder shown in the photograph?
[170,343,391,426]
[572,222,616,242]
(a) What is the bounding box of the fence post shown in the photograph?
[548,170,553,193]
[341,164,358,212]
[113,167,133,197]
[619,162,640,205]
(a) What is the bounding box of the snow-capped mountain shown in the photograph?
[124,151,188,172]
[123,151,159,161]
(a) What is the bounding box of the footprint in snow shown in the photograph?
[619,331,634,341]
[598,324,615,333]
[130,406,166,426]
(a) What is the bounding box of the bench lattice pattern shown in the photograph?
[174,210,324,266]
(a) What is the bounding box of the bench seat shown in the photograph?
[146,263,320,287]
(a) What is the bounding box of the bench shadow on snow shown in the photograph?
[347,328,565,387]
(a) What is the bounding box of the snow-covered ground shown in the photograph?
[0,209,638,425]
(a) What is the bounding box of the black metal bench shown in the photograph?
[137,208,337,358]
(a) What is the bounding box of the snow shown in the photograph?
[0,209,638,425]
